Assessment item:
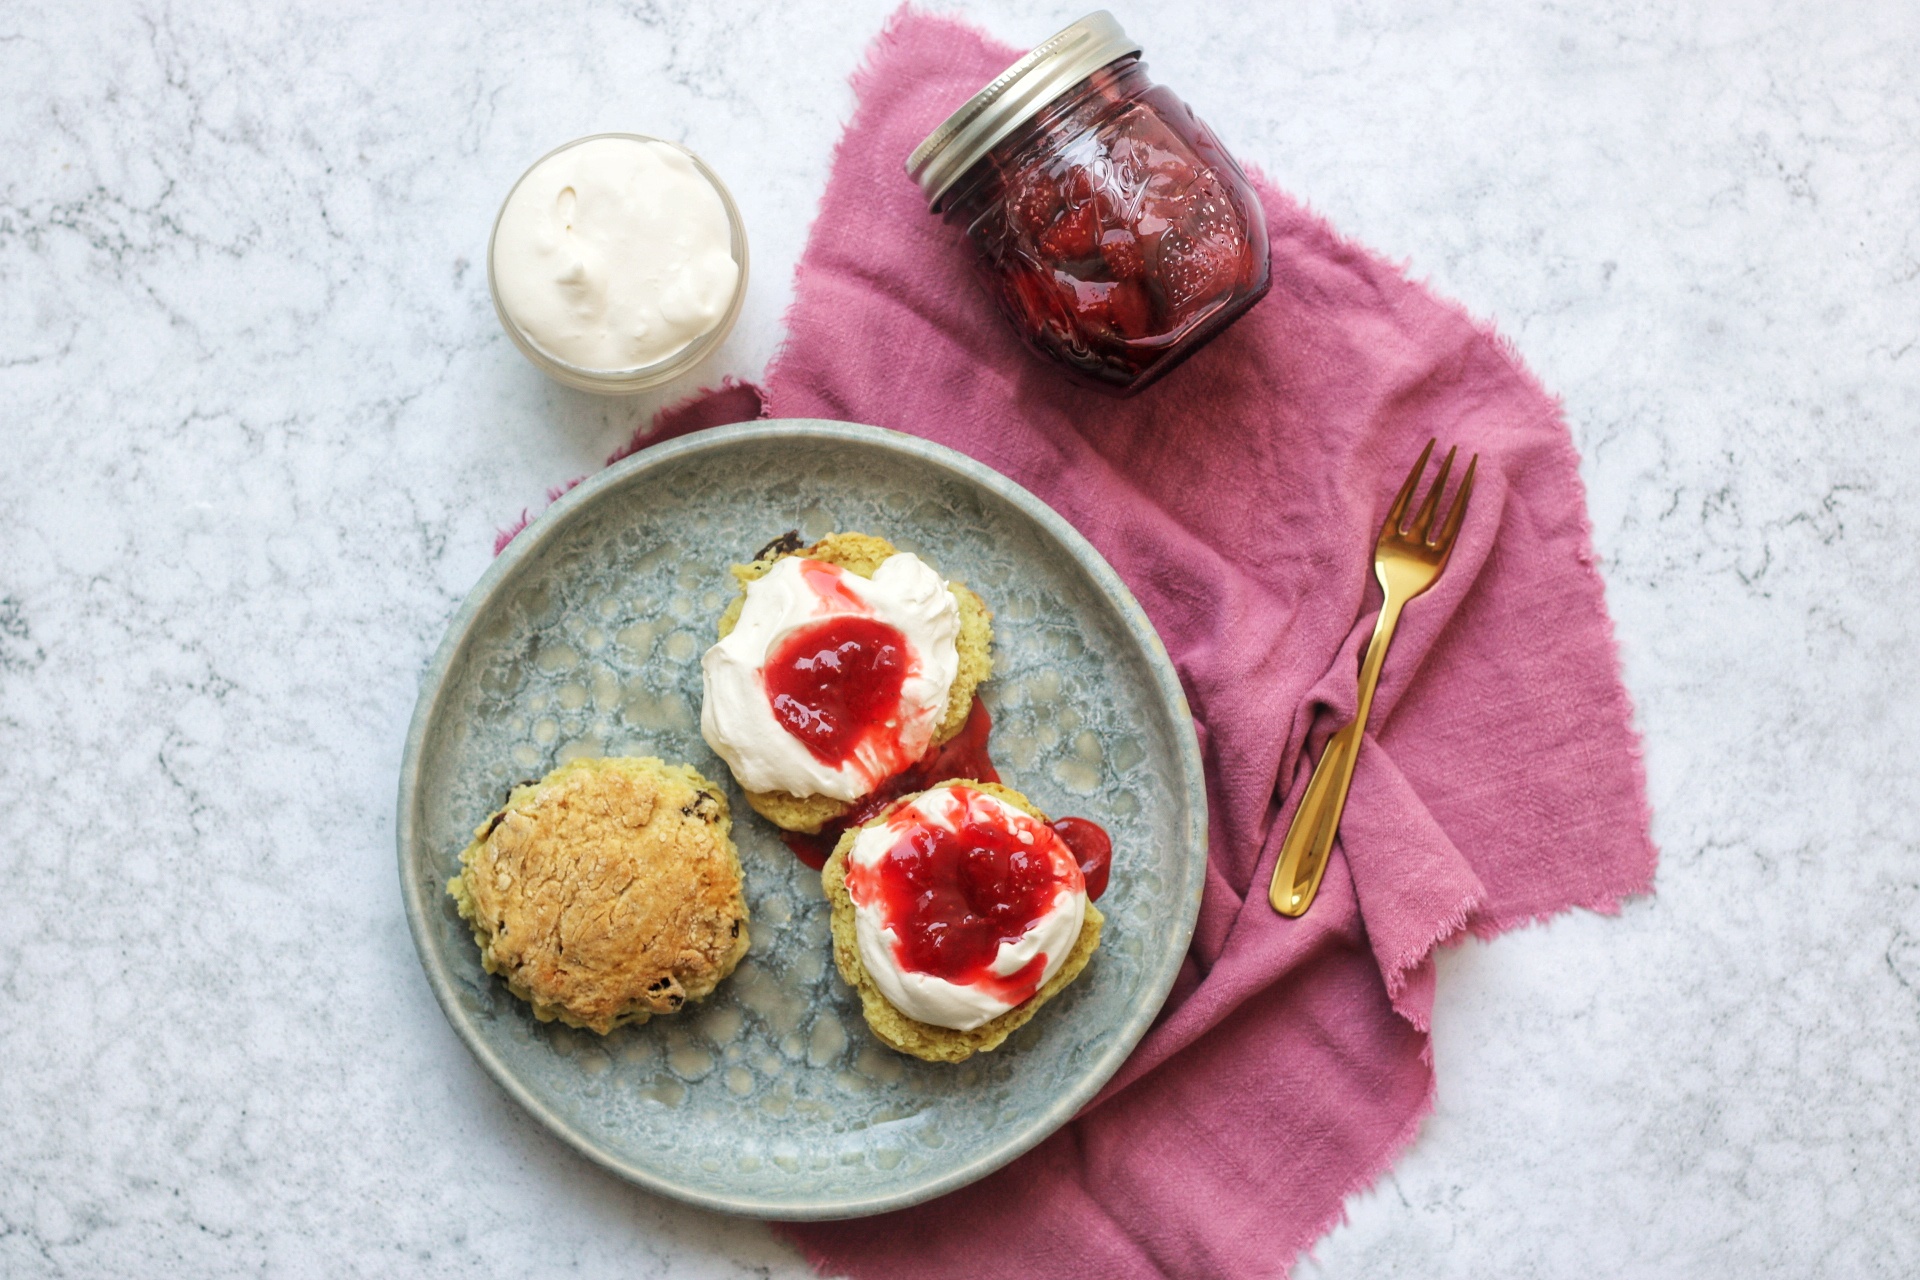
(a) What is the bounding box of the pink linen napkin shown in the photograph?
[537,9,1656,1276]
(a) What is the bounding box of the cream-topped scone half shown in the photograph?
[822,780,1103,1063]
[699,532,993,833]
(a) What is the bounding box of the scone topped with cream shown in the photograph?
[700,532,992,836]
[823,780,1103,1062]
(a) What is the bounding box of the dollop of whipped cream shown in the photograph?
[700,554,960,801]
[491,136,739,371]
[845,785,1087,1031]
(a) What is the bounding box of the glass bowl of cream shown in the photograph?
[487,133,749,394]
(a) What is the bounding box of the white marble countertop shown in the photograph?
[4,1,1916,1275]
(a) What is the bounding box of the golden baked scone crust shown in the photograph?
[822,780,1103,1063]
[448,757,750,1035]
[715,531,994,834]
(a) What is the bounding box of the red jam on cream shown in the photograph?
[843,783,1088,1031]
[764,615,908,764]
[700,554,961,802]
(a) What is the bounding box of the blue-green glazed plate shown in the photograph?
[397,420,1207,1219]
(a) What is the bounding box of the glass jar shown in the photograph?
[908,13,1270,396]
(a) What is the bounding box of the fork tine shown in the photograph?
[1382,439,1435,536]
[1409,445,1457,541]
[1432,453,1477,553]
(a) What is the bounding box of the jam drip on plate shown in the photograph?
[763,614,908,767]
[781,696,999,870]
[852,785,1079,1005]
[1048,817,1112,902]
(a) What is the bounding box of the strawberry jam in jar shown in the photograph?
[908,12,1270,395]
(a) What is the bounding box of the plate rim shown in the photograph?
[396,418,1208,1220]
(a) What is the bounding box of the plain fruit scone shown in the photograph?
[448,757,750,1034]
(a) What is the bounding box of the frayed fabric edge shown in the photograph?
[766,175,1663,1280]
[761,22,1657,1278]
[1245,160,1661,904]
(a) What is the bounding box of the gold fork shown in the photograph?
[1269,439,1478,917]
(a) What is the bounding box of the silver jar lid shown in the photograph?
[906,11,1142,212]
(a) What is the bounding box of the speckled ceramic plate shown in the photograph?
[397,420,1207,1219]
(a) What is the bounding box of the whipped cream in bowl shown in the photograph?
[700,553,961,802]
[842,783,1088,1031]
[487,133,748,393]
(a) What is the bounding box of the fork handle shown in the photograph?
[1268,595,1406,916]
[1268,719,1360,915]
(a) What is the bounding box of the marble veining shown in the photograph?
[2,1,1916,1276]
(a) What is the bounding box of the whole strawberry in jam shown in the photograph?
[1099,229,1145,281]
[1007,174,1062,238]
[1038,200,1101,262]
